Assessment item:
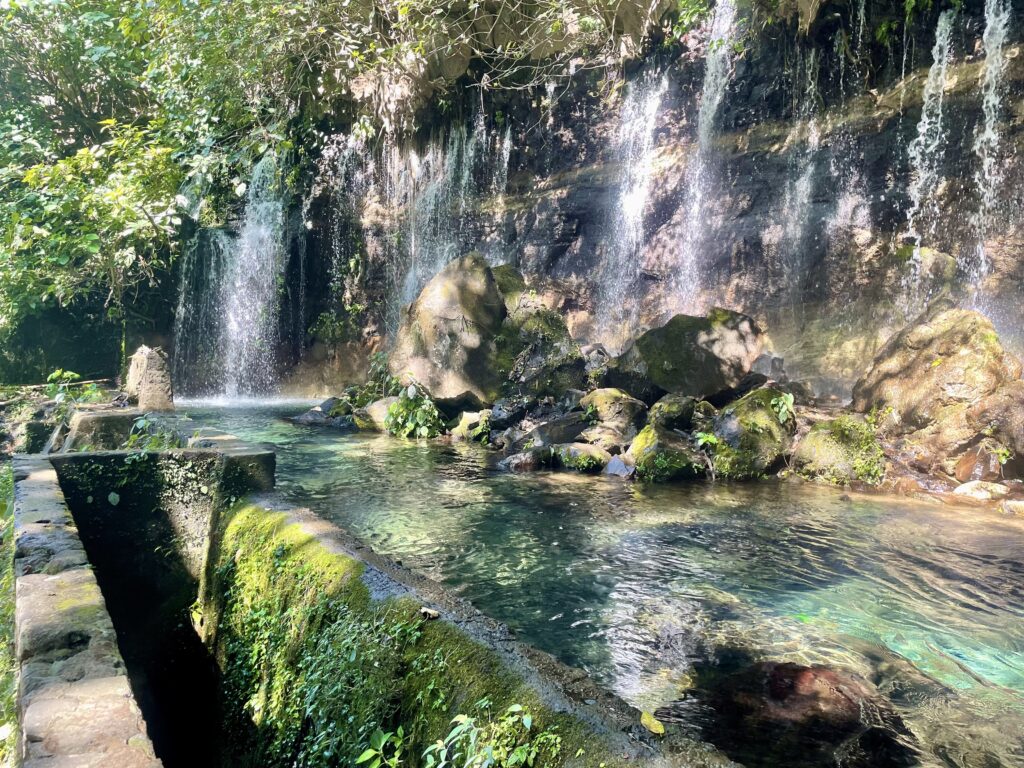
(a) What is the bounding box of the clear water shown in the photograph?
[185,404,1024,766]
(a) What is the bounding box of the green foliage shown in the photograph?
[385,383,445,439]
[694,431,719,449]
[121,415,184,453]
[45,368,105,423]
[770,392,795,425]
[209,506,605,768]
[0,122,181,330]
[424,702,563,768]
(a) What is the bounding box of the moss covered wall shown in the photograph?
[199,504,666,768]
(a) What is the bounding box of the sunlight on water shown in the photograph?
[185,404,1024,767]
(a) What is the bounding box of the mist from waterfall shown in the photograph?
[672,0,739,313]
[595,69,669,348]
[965,0,1012,300]
[901,8,955,311]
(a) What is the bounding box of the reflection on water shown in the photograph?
[187,405,1024,767]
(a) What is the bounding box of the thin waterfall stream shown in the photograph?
[672,0,739,313]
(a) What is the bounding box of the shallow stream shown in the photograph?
[185,403,1024,767]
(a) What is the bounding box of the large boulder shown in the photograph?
[389,253,508,411]
[124,346,173,411]
[626,424,706,482]
[503,309,586,398]
[852,301,1023,475]
[605,309,764,403]
[352,397,398,432]
[578,388,647,453]
[792,416,886,486]
[707,388,797,479]
[852,302,1021,432]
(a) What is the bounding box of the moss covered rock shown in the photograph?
[707,388,796,479]
[606,309,764,403]
[648,394,696,431]
[450,409,492,443]
[552,443,613,472]
[626,424,706,483]
[792,416,886,486]
[503,308,586,398]
[578,388,647,452]
[389,253,508,410]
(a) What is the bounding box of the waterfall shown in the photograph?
[221,155,287,397]
[595,70,669,348]
[965,0,1012,297]
[172,229,233,394]
[901,9,955,310]
[777,50,822,308]
[672,0,739,312]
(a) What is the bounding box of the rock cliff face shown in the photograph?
[269,0,1024,397]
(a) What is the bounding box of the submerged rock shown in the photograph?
[605,309,764,403]
[498,447,553,473]
[389,253,508,411]
[952,480,1010,501]
[124,346,173,411]
[660,655,918,768]
[292,398,357,430]
[626,424,706,482]
[792,416,886,486]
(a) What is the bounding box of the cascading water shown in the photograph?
[776,50,822,311]
[964,0,1012,300]
[173,155,288,397]
[901,9,955,311]
[595,70,669,347]
[172,229,233,393]
[221,154,287,396]
[672,0,739,313]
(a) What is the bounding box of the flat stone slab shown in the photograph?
[12,455,161,767]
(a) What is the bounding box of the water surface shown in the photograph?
[185,404,1024,767]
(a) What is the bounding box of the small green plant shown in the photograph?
[770,392,795,425]
[46,368,106,423]
[694,431,719,449]
[994,444,1014,466]
[583,403,599,425]
[423,701,562,768]
[356,727,405,768]
[384,384,445,439]
[121,416,184,453]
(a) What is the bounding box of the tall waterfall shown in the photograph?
[222,155,287,396]
[901,9,955,309]
[174,154,288,397]
[672,0,739,312]
[965,0,1012,297]
[595,70,669,347]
